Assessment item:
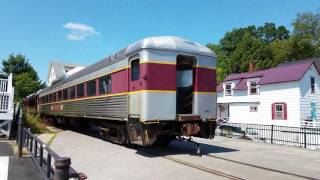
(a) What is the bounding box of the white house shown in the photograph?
[217,59,320,128]
[47,61,84,86]
[0,73,14,137]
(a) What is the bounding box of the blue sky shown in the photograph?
[0,0,319,82]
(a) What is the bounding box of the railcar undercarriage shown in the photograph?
[100,117,217,146]
[48,115,217,146]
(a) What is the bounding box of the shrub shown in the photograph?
[24,113,51,134]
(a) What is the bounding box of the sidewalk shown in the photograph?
[0,141,42,180]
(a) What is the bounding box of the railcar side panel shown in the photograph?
[39,95,128,120]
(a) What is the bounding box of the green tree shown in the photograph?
[293,12,320,41]
[1,54,45,101]
[292,12,320,56]
[208,15,320,82]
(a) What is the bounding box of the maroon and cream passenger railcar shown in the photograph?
[31,36,217,145]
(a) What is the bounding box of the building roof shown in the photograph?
[47,61,83,81]
[217,59,319,92]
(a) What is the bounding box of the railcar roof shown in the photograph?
[40,36,215,94]
[126,36,216,57]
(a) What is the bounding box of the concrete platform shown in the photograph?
[49,130,320,180]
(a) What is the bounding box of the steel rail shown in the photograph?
[142,149,244,180]
[172,145,319,180]
[206,154,319,180]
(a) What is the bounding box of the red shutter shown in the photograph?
[283,103,287,120]
[271,103,275,120]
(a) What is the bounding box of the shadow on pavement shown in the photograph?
[135,140,239,157]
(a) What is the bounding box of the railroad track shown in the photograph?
[142,148,244,180]
[205,154,319,180]
[170,144,319,180]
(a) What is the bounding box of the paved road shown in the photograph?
[50,130,320,180]
[0,141,42,180]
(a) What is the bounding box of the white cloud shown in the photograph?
[63,22,98,41]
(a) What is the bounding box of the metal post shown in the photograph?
[271,125,274,144]
[54,157,71,180]
[304,127,307,148]
[39,145,43,167]
[34,141,37,158]
[47,154,52,178]
[18,108,23,158]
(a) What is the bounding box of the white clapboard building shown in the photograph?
[217,59,320,128]
[0,73,14,137]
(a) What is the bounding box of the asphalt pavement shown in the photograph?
[0,140,42,180]
[50,130,320,180]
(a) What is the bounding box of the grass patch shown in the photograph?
[47,132,58,146]
[24,113,52,134]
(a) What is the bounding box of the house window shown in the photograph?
[311,76,315,93]
[87,80,96,96]
[99,76,112,94]
[250,106,258,112]
[69,86,75,99]
[131,59,140,81]
[63,89,68,100]
[225,83,232,96]
[272,103,287,120]
[77,83,84,98]
[249,81,258,95]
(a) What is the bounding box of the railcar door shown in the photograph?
[176,55,196,114]
[128,57,141,119]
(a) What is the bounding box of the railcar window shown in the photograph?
[131,59,140,81]
[57,91,62,101]
[99,76,112,94]
[87,80,96,96]
[48,94,52,103]
[52,93,56,102]
[77,83,84,97]
[63,89,68,100]
[69,86,75,99]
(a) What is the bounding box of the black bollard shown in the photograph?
[54,157,71,180]
[18,108,23,158]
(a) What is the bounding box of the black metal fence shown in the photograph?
[217,123,320,150]
[17,109,87,180]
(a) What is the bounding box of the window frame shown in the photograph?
[131,58,140,81]
[69,86,76,99]
[52,93,56,102]
[87,79,96,96]
[250,106,258,112]
[99,75,112,94]
[249,81,258,95]
[272,102,287,120]
[77,83,85,98]
[57,91,62,101]
[275,104,284,119]
[225,83,232,96]
[63,89,68,100]
[311,76,315,93]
